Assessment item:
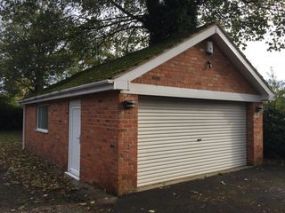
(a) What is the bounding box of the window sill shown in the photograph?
[36,128,48,134]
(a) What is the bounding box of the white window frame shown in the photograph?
[36,105,48,133]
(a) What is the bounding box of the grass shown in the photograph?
[0,131,22,144]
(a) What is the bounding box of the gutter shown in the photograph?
[19,79,115,105]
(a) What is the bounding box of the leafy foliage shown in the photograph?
[0,95,22,130]
[264,71,285,159]
[0,0,76,96]
[0,0,285,96]
[71,0,285,50]
[264,107,285,158]
[200,0,285,50]
[143,0,199,44]
[266,70,285,110]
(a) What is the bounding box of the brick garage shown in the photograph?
[21,24,273,195]
[24,100,69,168]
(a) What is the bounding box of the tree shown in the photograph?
[264,70,285,158]
[266,68,285,111]
[1,0,285,97]
[0,94,22,130]
[143,0,199,44]
[200,0,285,50]
[68,0,285,51]
[0,0,76,96]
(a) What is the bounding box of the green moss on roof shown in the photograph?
[36,29,205,96]
[26,23,273,99]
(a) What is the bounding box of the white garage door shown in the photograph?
[138,97,247,187]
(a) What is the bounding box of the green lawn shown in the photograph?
[0,131,22,144]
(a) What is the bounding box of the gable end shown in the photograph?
[132,40,259,95]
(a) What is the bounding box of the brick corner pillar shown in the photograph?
[117,93,138,195]
[247,102,264,166]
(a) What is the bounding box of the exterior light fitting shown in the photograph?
[123,100,136,109]
[255,105,263,113]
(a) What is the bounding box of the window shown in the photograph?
[37,105,48,132]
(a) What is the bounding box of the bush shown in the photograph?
[264,107,285,159]
[0,95,23,130]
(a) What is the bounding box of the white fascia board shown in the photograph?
[115,26,217,83]
[114,79,129,90]
[215,28,274,100]
[123,83,266,102]
[114,24,273,101]
[20,80,114,105]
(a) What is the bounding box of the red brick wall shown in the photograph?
[24,100,69,168]
[80,92,120,193]
[80,92,138,195]
[133,40,258,95]
[117,94,138,195]
[247,102,264,165]
[25,92,138,195]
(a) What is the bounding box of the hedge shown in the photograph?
[0,96,23,130]
[264,107,285,159]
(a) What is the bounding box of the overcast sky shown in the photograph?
[243,42,285,81]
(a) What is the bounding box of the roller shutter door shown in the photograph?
[138,97,247,187]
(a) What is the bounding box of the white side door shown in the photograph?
[68,100,81,179]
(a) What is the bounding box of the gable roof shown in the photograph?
[20,24,274,104]
[33,24,213,96]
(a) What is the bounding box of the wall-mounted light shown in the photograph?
[255,105,263,113]
[122,100,136,109]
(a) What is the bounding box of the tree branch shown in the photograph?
[108,0,144,23]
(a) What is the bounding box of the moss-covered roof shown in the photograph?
[32,23,271,98]
[37,25,214,96]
